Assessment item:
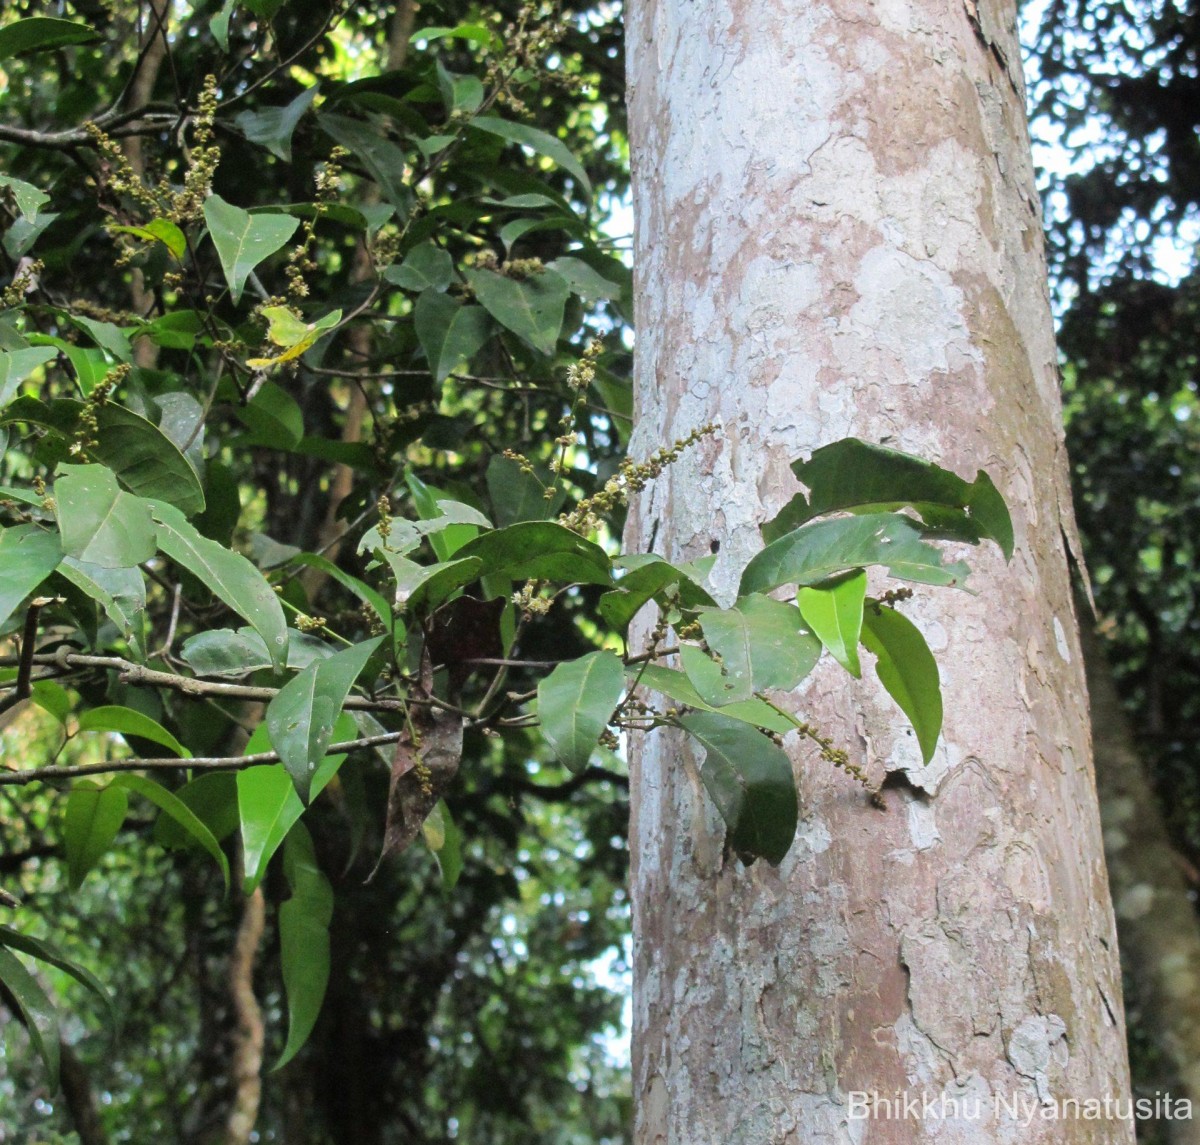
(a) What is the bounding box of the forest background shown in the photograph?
[0,1,1195,1143]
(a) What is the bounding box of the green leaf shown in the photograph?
[465,268,569,357]
[384,242,453,292]
[290,553,394,632]
[421,800,464,891]
[77,705,189,757]
[275,824,333,1069]
[210,0,235,48]
[153,772,238,852]
[697,595,822,692]
[266,637,383,800]
[24,335,107,395]
[383,554,484,612]
[0,525,62,629]
[53,464,156,569]
[235,84,319,162]
[202,195,300,305]
[413,290,492,382]
[740,513,971,596]
[237,718,360,894]
[64,781,128,890]
[486,455,556,526]
[30,679,71,724]
[547,256,623,301]
[318,113,413,210]
[0,347,56,409]
[150,500,289,671]
[0,925,114,1028]
[680,711,797,865]
[0,174,50,220]
[108,218,187,260]
[681,642,748,707]
[454,522,611,585]
[113,774,230,893]
[0,17,97,59]
[633,664,797,735]
[71,315,132,363]
[179,627,333,678]
[471,116,592,197]
[92,403,205,516]
[537,650,624,773]
[861,606,943,764]
[765,438,1014,559]
[3,210,57,258]
[58,558,145,646]
[236,380,305,448]
[598,557,715,633]
[797,570,867,678]
[0,946,59,1089]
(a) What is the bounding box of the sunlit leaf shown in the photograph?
[861,605,943,764]
[797,570,867,677]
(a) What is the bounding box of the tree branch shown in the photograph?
[0,730,408,787]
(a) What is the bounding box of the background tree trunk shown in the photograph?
[625,0,1133,1140]
[1084,620,1200,1145]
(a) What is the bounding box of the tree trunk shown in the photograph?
[1083,620,1200,1145]
[625,1,1133,1141]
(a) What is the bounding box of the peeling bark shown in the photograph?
[1084,622,1200,1145]
[626,0,1132,1141]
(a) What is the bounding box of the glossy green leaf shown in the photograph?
[547,256,623,301]
[0,947,59,1089]
[421,800,464,891]
[78,705,189,757]
[275,824,333,1069]
[633,664,797,734]
[413,290,492,382]
[455,522,611,585]
[680,711,797,865]
[58,557,145,645]
[471,116,592,197]
[466,268,570,356]
[266,637,383,800]
[114,774,230,892]
[203,195,300,305]
[598,556,715,632]
[384,242,454,291]
[384,554,484,612]
[237,715,353,894]
[797,570,867,678]
[697,595,822,692]
[64,781,128,890]
[740,512,970,596]
[0,17,97,59]
[538,650,624,772]
[151,500,289,672]
[0,525,62,629]
[681,642,748,707]
[861,605,943,764]
[765,438,1014,559]
[90,404,205,516]
[235,84,319,162]
[108,218,187,260]
[0,347,56,409]
[53,464,156,569]
[0,925,114,1027]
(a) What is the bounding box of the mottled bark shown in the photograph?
[1084,622,1200,1145]
[224,885,266,1145]
[625,1,1132,1141]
